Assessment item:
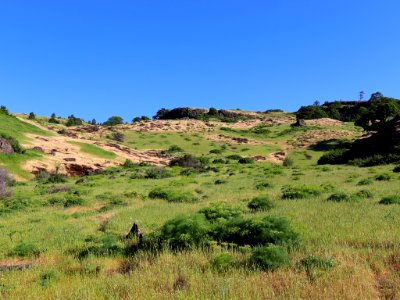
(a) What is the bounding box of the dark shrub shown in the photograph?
[226,154,242,160]
[210,149,223,154]
[379,195,400,205]
[250,245,290,271]
[255,182,273,190]
[375,173,391,181]
[393,166,400,173]
[214,179,226,185]
[45,173,67,184]
[327,192,352,202]
[212,159,226,164]
[48,113,60,124]
[169,154,203,169]
[248,196,274,212]
[28,112,36,120]
[238,157,254,164]
[10,242,41,257]
[317,149,350,165]
[282,157,294,167]
[110,132,125,142]
[64,196,86,207]
[66,115,83,127]
[122,159,136,168]
[163,145,183,154]
[281,185,321,199]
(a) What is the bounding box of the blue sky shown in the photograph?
[0,1,399,122]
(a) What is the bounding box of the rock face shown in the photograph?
[159,107,208,120]
[0,138,14,154]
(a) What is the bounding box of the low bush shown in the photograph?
[214,179,226,185]
[40,270,59,287]
[226,154,242,160]
[238,157,254,164]
[375,173,391,181]
[78,234,124,258]
[281,185,322,199]
[10,242,41,257]
[210,149,223,154]
[250,245,290,271]
[110,132,125,142]
[122,159,136,168]
[248,196,274,212]
[158,214,212,250]
[317,149,350,165]
[47,195,86,207]
[379,195,400,205]
[148,187,198,203]
[355,189,373,199]
[44,173,67,184]
[357,178,374,186]
[161,145,184,155]
[393,166,400,173]
[283,157,294,167]
[327,192,353,202]
[199,203,242,222]
[255,182,273,190]
[211,253,235,270]
[169,154,203,169]
[150,204,298,254]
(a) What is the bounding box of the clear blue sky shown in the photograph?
[1,1,399,122]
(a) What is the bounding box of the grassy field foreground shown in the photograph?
[0,116,399,299]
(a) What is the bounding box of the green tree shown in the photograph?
[355,93,400,130]
[103,116,123,126]
[28,112,36,120]
[153,108,170,120]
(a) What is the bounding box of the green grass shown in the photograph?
[68,141,117,159]
[0,116,399,299]
[0,113,52,142]
[0,150,42,179]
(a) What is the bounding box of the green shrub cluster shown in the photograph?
[379,195,400,205]
[247,196,274,211]
[281,185,322,199]
[148,203,298,251]
[148,187,198,203]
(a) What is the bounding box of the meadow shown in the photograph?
[0,113,399,299]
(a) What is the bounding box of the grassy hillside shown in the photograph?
[0,114,399,299]
[0,113,52,179]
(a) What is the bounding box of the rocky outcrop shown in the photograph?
[0,138,14,154]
